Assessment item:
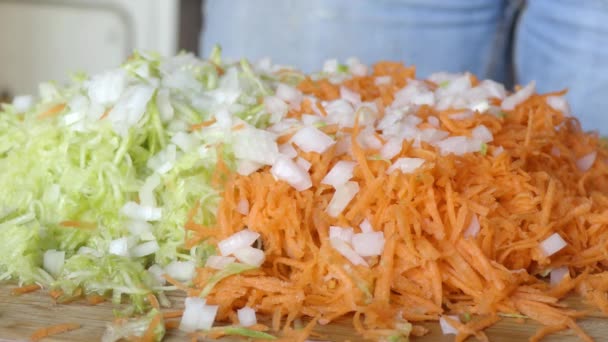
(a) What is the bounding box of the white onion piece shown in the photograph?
[359,219,373,233]
[156,88,174,122]
[205,255,236,270]
[576,151,596,172]
[386,158,425,175]
[43,249,65,277]
[322,161,357,187]
[87,69,127,106]
[237,160,263,176]
[127,220,153,236]
[501,81,535,110]
[109,237,129,257]
[352,231,385,257]
[218,229,260,256]
[139,173,161,207]
[296,157,312,172]
[340,86,361,105]
[464,215,480,238]
[120,201,162,221]
[291,126,335,154]
[77,246,102,257]
[479,79,507,99]
[214,109,232,128]
[550,267,569,286]
[427,116,440,127]
[323,59,338,73]
[276,84,302,109]
[171,132,197,153]
[180,297,206,332]
[264,95,289,122]
[236,199,250,215]
[131,240,160,257]
[233,128,279,165]
[270,156,312,191]
[165,261,196,282]
[233,246,265,267]
[375,76,392,86]
[329,226,354,244]
[439,315,460,335]
[108,85,155,136]
[546,96,570,116]
[278,143,298,159]
[471,125,493,143]
[449,110,474,120]
[237,307,257,327]
[329,238,368,267]
[12,95,34,113]
[148,264,166,285]
[326,181,359,217]
[540,233,567,257]
[380,137,403,160]
[301,114,322,127]
[493,146,505,157]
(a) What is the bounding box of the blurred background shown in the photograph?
[0,0,201,100]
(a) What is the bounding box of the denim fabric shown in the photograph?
[200,0,608,132]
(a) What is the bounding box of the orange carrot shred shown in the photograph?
[31,323,80,341]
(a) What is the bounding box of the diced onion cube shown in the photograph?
[439,315,460,335]
[270,156,312,191]
[464,215,480,238]
[121,201,162,222]
[330,238,368,267]
[576,152,596,172]
[550,267,569,286]
[540,233,567,257]
[233,246,265,267]
[43,249,65,277]
[291,126,335,154]
[218,229,260,256]
[329,226,354,244]
[237,307,257,327]
[321,161,357,187]
[326,181,359,217]
[108,237,130,257]
[352,231,385,257]
[205,255,236,270]
[164,261,195,282]
[131,240,160,257]
[386,158,425,175]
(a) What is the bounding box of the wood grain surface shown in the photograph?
[0,285,605,341]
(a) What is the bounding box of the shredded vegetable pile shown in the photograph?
[2,49,608,341]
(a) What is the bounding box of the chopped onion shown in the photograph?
[296,157,312,172]
[108,237,129,257]
[492,146,505,157]
[236,199,250,215]
[77,246,102,257]
[156,88,174,122]
[576,151,596,172]
[165,261,196,282]
[464,215,480,238]
[471,125,493,143]
[323,59,338,73]
[375,75,392,86]
[340,86,361,105]
[270,156,312,191]
[233,246,265,267]
[329,238,368,267]
[546,96,570,116]
[180,297,206,332]
[501,81,535,110]
[321,161,357,187]
[550,267,569,286]
[12,95,34,113]
[380,137,403,160]
[233,128,279,165]
[43,249,65,277]
[218,229,260,256]
[449,110,474,120]
[237,159,263,176]
[127,220,153,237]
[264,95,289,122]
[301,114,322,126]
[276,84,302,109]
[205,255,236,270]
[326,181,359,217]
[386,158,425,175]
[352,231,385,257]
[359,219,373,233]
[180,297,218,331]
[131,240,160,257]
[329,226,354,244]
[291,126,335,154]
[148,264,166,285]
[427,116,440,127]
[540,233,567,257]
[278,143,298,158]
[171,132,197,153]
[139,173,161,207]
[439,315,460,335]
[237,307,257,327]
[87,69,127,106]
[107,85,155,136]
[120,201,162,222]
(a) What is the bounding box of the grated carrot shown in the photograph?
[36,103,66,120]
[11,284,41,295]
[31,323,80,341]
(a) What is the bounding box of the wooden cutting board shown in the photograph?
[0,285,605,341]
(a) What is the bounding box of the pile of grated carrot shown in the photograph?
[179,62,608,342]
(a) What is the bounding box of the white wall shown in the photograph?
[0,0,179,96]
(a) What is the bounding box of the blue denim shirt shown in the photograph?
[200,0,608,133]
